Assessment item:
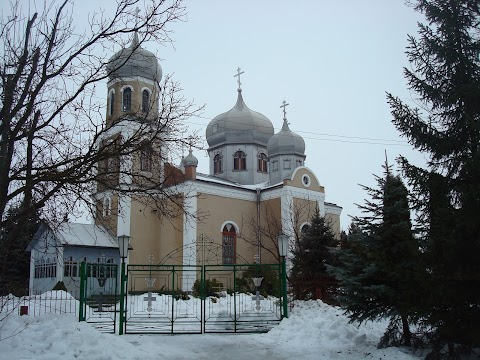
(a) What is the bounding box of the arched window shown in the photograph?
[102,197,111,217]
[233,151,246,170]
[140,145,153,171]
[109,90,115,115]
[122,87,132,111]
[142,89,150,113]
[257,153,267,172]
[222,224,236,265]
[301,223,310,236]
[214,154,222,174]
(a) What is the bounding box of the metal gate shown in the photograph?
[203,263,283,333]
[79,262,119,333]
[119,263,284,334]
[123,264,202,334]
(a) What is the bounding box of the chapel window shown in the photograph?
[102,197,111,217]
[296,159,303,167]
[109,91,115,116]
[140,145,153,172]
[257,153,268,173]
[233,151,246,170]
[283,159,291,170]
[214,154,223,174]
[122,87,132,112]
[142,89,150,113]
[222,224,236,265]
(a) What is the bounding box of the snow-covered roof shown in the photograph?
[195,172,280,191]
[54,223,118,248]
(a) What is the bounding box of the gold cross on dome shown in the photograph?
[234,67,244,90]
[280,100,289,119]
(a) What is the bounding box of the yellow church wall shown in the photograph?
[293,197,319,227]
[196,193,258,264]
[325,212,341,238]
[128,196,182,266]
[284,168,325,193]
[94,194,119,238]
[257,197,282,264]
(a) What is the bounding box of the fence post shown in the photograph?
[79,261,86,322]
[281,259,288,319]
[119,261,126,335]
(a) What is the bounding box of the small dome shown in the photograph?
[267,118,305,157]
[182,149,198,167]
[107,33,162,82]
[206,90,274,149]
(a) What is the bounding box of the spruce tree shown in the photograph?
[328,161,421,347]
[0,202,40,296]
[387,0,480,354]
[290,208,338,302]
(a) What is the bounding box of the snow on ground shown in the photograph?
[0,295,428,360]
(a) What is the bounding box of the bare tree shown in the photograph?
[238,196,317,263]
[0,0,203,229]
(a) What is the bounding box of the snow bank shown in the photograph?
[260,300,420,359]
[0,314,158,360]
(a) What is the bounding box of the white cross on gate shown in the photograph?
[234,67,244,90]
[280,100,289,119]
[96,292,105,312]
[144,291,156,312]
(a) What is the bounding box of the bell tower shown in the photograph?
[94,32,163,240]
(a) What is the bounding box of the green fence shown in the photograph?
[80,262,287,334]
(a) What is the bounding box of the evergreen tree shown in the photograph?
[0,202,40,296]
[387,0,480,354]
[328,161,421,347]
[290,207,339,303]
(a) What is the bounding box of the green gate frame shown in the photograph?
[122,264,203,334]
[79,262,119,334]
[115,262,286,334]
[202,263,284,333]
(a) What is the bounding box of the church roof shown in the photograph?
[107,33,162,82]
[267,117,306,158]
[182,149,198,167]
[29,223,119,249]
[205,89,274,149]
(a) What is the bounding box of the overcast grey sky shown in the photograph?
[155,0,426,229]
[4,0,427,229]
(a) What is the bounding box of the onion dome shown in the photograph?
[107,33,162,82]
[206,90,274,149]
[182,149,198,167]
[267,118,305,157]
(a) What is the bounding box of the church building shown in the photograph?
[28,34,341,295]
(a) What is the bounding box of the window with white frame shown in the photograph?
[122,87,132,111]
[142,89,150,113]
[214,153,223,174]
[233,151,246,170]
[257,153,267,172]
[222,224,236,265]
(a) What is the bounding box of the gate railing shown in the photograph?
[79,262,119,334]
[80,262,288,335]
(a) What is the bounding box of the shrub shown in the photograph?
[52,281,67,291]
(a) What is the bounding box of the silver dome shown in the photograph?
[267,118,305,157]
[206,90,274,149]
[182,149,198,167]
[107,33,162,82]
